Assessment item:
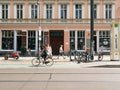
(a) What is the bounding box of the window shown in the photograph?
[2,4,8,19]
[70,31,75,50]
[60,4,67,19]
[105,4,112,19]
[46,4,52,19]
[70,31,85,50]
[75,4,82,19]
[77,31,85,50]
[28,31,36,50]
[99,31,110,51]
[2,31,14,49]
[16,4,23,19]
[31,4,38,19]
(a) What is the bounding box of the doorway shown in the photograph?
[50,30,64,55]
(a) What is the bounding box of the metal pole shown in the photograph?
[37,0,41,59]
[90,0,94,60]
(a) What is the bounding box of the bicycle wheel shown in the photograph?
[77,55,81,64]
[75,52,81,64]
[80,56,87,63]
[45,57,54,66]
[98,54,103,61]
[31,58,40,67]
[87,55,94,62]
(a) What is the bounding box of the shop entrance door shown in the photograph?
[50,30,64,55]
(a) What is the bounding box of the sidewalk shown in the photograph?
[1,55,120,69]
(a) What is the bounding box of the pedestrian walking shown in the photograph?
[58,45,65,59]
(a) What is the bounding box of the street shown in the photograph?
[0,55,120,90]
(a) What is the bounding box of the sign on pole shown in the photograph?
[39,26,41,40]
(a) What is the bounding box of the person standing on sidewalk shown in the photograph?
[58,45,65,59]
[47,44,52,58]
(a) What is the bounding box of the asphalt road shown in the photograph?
[0,56,120,90]
[0,68,120,90]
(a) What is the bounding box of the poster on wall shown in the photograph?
[113,24,119,60]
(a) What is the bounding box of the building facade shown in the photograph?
[0,0,120,55]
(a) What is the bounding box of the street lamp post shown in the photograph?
[90,0,94,60]
[37,0,41,59]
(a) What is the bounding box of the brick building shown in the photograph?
[0,0,119,55]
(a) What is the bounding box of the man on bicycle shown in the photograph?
[41,44,52,62]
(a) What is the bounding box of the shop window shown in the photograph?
[77,31,85,50]
[70,31,85,51]
[70,31,75,50]
[2,30,14,50]
[28,31,36,50]
[99,31,110,51]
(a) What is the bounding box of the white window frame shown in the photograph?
[104,4,113,19]
[70,30,86,51]
[59,4,68,19]
[89,4,99,19]
[2,4,8,19]
[45,4,53,19]
[31,4,38,19]
[74,4,83,19]
[14,4,25,19]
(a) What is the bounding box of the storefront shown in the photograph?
[0,29,111,55]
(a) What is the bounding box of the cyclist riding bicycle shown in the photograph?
[32,44,53,67]
[41,44,52,62]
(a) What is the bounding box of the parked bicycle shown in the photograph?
[69,50,81,64]
[98,47,104,61]
[78,52,94,63]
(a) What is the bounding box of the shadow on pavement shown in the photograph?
[91,65,120,68]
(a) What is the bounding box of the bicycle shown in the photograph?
[78,52,94,63]
[78,52,88,63]
[69,50,80,64]
[98,52,103,61]
[31,54,54,67]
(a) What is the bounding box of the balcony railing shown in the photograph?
[0,18,116,24]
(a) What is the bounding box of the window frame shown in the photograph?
[16,4,23,19]
[31,4,38,19]
[2,4,8,19]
